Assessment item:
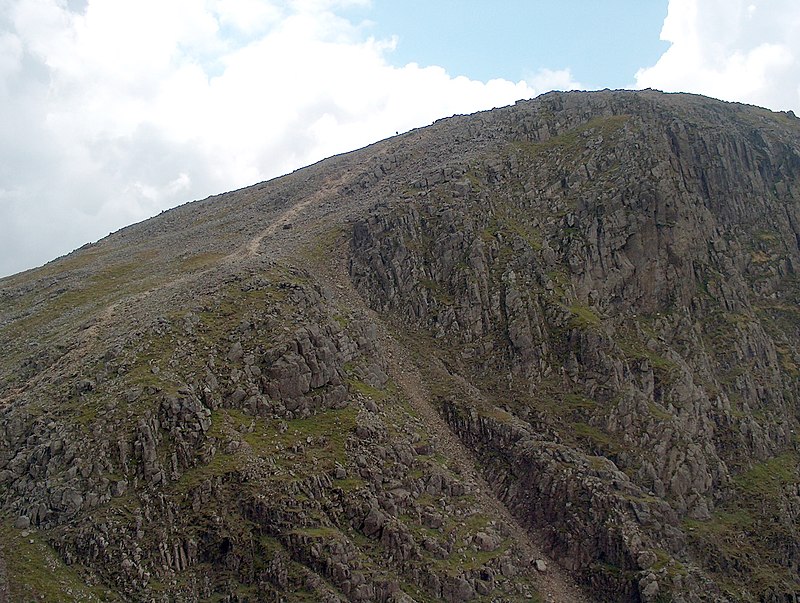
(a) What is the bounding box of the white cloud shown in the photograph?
[211,0,283,35]
[0,32,22,84]
[0,0,558,277]
[636,0,800,112]
[525,67,583,93]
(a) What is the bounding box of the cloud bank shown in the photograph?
[635,0,800,113]
[0,0,582,277]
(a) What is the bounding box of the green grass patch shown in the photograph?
[648,402,673,421]
[683,477,800,600]
[684,508,755,536]
[2,261,152,340]
[572,422,620,452]
[484,407,515,423]
[513,114,630,159]
[561,393,598,410]
[300,225,346,264]
[0,519,118,601]
[418,278,454,305]
[348,378,396,402]
[616,336,679,379]
[651,548,687,577]
[175,405,357,492]
[482,210,544,253]
[174,451,238,492]
[178,252,226,271]
[332,477,364,492]
[733,453,798,497]
[567,304,601,329]
[290,526,341,539]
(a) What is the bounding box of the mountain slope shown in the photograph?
[1,90,799,602]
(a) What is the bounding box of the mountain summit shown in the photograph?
[1,90,799,602]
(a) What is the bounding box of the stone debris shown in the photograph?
[1,90,799,602]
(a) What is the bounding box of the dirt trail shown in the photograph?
[70,172,351,361]
[5,158,593,601]
[1,175,348,407]
[231,171,354,262]
[212,194,317,262]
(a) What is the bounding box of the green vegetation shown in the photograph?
[290,526,341,538]
[418,278,454,305]
[300,225,346,264]
[684,508,755,539]
[572,422,621,454]
[464,169,482,191]
[482,208,544,253]
[651,548,687,577]
[197,287,271,342]
[684,452,800,598]
[278,407,357,464]
[732,453,797,497]
[513,114,630,160]
[537,270,570,300]
[400,506,511,576]
[755,295,800,378]
[127,331,180,388]
[615,328,679,380]
[701,311,754,354]
[178,251,226,271]
[345,366,398,402]
[484,406,515,424]
[567,304,601,329]
[348,378,387,400]
[2,261,148,338]
[0,519,117,602]
[331,477,364,492]
[648,402,673,421]
[175,405,358,493]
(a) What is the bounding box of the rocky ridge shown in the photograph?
[0,90,799,602]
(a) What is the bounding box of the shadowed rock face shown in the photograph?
[0,90,799,602]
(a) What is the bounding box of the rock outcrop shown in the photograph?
[1,90,798,602]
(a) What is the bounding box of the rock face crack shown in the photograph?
[318,248,591,602]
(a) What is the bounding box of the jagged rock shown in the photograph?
[227,341,244,362]
[362,506,387,538]
[442,575,476,602]
[1,90,798,603]
[640,574,660,601]
[474,531,499,552]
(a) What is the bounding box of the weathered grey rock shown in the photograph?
[1,90,798,603]
[474,531,498,552]
[362,506,387,538]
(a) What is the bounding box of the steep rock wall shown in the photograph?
[349,94,800,601]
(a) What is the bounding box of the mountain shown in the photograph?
[1,89,799,603]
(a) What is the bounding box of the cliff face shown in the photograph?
[1,90,799,602]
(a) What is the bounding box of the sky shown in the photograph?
[1,0,799,278]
